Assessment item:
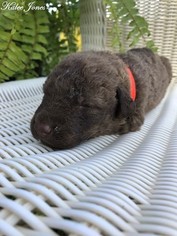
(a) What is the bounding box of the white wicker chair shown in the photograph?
[0,1,177,235]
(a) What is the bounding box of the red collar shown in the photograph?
[126,67,136,101]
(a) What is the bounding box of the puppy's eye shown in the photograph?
[80,104,102,112]
[80,104,92,108]
[80,104,101,110]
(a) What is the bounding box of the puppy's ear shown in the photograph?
[116,88,136,118]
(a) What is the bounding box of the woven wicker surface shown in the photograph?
[80,0,177,76]
[0,77,177,235]
[105,0,177,77]
[80,0,106,51]
[136,0,177,77]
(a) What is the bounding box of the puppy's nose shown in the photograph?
[36,123,52,137]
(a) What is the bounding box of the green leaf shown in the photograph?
[8,50,25,67]
[121,0,136,8]
[24,18,35,29]
[0,65,14,76]
[36,16,49,24]
[38,25,49,33]
[0,71,8,80]
[0,42,8,50]
[0,31,11,41]
[129,16,148,27]
[118,7,129,16]
[21,45,32,54]
[139,27,150,36]
[127,28,139,40]
[129,34,140,47]
[37,35,48,45]
[33,44,48,55]
[12,33,22,41]
[21,35,35,44]
[3,11,17,20]
[146,40,155,48]
[9,43,28,63]
[11,28,16,35]
[121,14,132,23]
[20,28,35,36]
[0,15,13,30]
[3,58,20,72]
[32,52,42,60]
[146,40,158,52]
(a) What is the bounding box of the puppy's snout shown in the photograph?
[35,122,52,138]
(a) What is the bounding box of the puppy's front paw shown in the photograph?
[118,125,130,134]
[128,114,144,132]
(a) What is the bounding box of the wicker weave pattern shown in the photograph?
[80,0,106,51]
[0,78,177,235]
[80,0,177,76]
[136,0,177,76]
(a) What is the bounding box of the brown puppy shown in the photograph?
[31,48,172,149]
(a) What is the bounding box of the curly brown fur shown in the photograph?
[31,48,172,149]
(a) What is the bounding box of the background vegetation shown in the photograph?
[0,0,155,83]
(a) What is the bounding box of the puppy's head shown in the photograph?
[31,51,134,149]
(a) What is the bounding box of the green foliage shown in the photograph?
[0,0,156,83]
[0,0,49,82]
[105,0,157,52]
[0,0,80,83]
[43,0,80,75]
[14,4,49,79]
[0,0,25,81]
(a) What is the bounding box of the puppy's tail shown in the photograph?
[160,56,172,82]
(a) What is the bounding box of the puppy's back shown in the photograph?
[129,48,172,82]
[160,56,172,81]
